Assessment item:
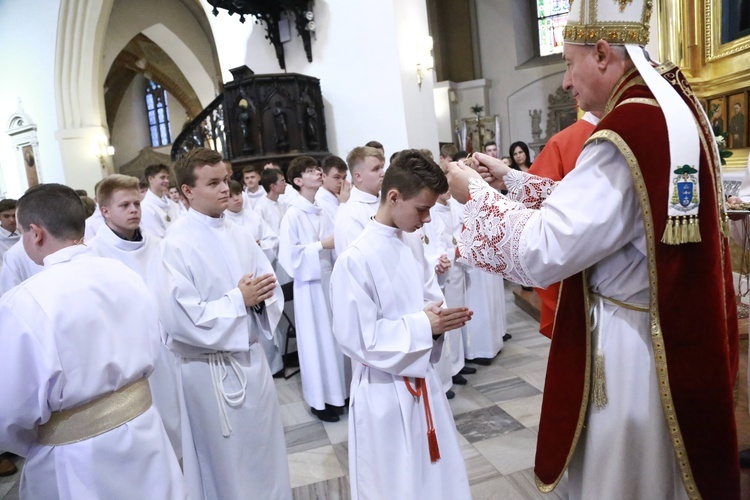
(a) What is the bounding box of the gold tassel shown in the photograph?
[689,215,701,243]
[592,352,608,409]
[661,217,675,245]
[722,214,731,237]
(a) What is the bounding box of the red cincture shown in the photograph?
[403,377,440,463]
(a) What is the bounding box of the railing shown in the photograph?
[171,94,228,161]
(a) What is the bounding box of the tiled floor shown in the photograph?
[282,290,568,499]
[3,285,750,499]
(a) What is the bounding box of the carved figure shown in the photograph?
[530,109,543,141]
[273,101,289,151]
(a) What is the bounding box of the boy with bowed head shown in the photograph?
[330,149,473,500]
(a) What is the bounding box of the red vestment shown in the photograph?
[527,117,596,338]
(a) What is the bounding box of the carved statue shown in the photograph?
[272,101,289,151]
[529,109,543,142]
[237,98,255,153]
[305,105,319,149]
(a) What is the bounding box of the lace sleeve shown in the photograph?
[458,178,541,287]
[504,170,558,209]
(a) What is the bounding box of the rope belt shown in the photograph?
[589,292,649,409]
[37,378,151,446]
[403,377,441,463]
[206,351,248,438]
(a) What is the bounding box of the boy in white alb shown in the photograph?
[140,163,182,238]
[155,148,291,499]
[314,154,350,222]
[333,146,385,255]
[257,167,291,284]
[225,179,284,374]
[86,174,182,456]
[242,165,266,209]
[0,199,19,270]
[0,184,187,499]
[278,155,347,423]
[330,150,472,500]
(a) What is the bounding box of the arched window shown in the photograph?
[145,80,172,147]
[536,0,570,57]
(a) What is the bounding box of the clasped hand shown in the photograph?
[238,273,277,308]
[424,300,473,337]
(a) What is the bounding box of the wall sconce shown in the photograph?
[97,135,115,168]
[416,35,434,91]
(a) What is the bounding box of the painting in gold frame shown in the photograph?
[706,0,750,61]
[727,92,748,149]
[707,97,727,134]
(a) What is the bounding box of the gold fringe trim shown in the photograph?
[592,352,608,409]
[661,215,701,245]
[722,213,730,237]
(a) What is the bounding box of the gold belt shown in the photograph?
[37,378,152,446]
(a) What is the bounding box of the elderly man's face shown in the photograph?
[563,43,608,117]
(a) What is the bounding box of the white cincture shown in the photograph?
[206,350,249,437]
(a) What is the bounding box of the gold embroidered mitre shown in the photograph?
[563,0,652,46]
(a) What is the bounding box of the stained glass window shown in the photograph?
[145,80,172,147]
[537,0,570,57]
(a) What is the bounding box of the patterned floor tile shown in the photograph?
[285,420,330,454]
[453,405,524,443]
[287,445,346,489]
[474,376,542,403]
[473,429,538,475]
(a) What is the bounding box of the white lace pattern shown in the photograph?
[459,179,541,286]
[504,169,558,209]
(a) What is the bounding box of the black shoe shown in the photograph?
[466,357,492,366]
[452,374,468,385]
[284,351,300,368]
[272,369,285,379]
[445,390,455,400]
[503,333,512,341]
[740,448,750,468]
[522,286,533,291]
[325,403,346,415]
[459,366,477,375]
[311,407,340,422]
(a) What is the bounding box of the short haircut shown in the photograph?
[452,150,468,161]
[97,174,140,207]
[380,149,448,202]
[80,196,96,218]
[261,168,285,192]
[17,184,85,240]
[228,179,243,196]
[440,143,458,159]
[484,141,496,149]
[174,148,224,190]
[346,146,384,173]
[321,155,348,175]
[138,178,149,190]
[0,198,17,213]
[144,163,170,180]
[419,148,434,160]
[74,189,88,197]
[365,140,383,151]
[242,164,262,175]
[286,156,319,192]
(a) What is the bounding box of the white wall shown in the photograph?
[473,0,567,154]
[204,0,439,159]
[0,0,65,198]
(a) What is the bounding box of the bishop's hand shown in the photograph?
[446,161,482,204]
[238,273,277,308]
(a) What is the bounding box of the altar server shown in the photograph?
[333,146,385,255]
[140,163,182,238]
[86,174,182,456]
[0,183,187,499]
[278,155,347,422]
[330,150,472,500]
[155,148,290,500]
[314,154,350,222]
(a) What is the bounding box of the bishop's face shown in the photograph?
[184,162,230,218]
[563,43,608,117]
[101,188,141,236]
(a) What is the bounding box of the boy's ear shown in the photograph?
[386,188,399,205]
